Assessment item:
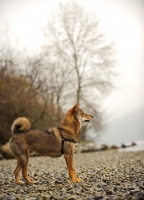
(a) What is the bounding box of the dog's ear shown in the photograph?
[72,103,80,111]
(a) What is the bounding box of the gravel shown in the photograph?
[0,150,144,200]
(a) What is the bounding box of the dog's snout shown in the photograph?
[91,115,94,118]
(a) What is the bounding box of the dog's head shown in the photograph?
[72,103,93,124]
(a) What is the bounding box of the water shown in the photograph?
[119,140,144,152]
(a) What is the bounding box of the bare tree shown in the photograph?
[43,1,117,141]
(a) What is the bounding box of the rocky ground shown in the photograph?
[0,150,144,200]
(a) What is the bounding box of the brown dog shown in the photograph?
[9,103,93,184]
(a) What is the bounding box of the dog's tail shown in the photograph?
[11,117,31,135]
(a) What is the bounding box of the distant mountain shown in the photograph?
[99,109,144,145]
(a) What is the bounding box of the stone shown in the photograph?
[66,195,78,200]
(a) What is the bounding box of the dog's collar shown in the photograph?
[57,127,76,154]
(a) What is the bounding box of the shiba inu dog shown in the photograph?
[9,103,93,184]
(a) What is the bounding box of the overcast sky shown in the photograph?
[0,0,144,144]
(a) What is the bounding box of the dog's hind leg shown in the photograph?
[20,153,34,184]
[14,159,22,184]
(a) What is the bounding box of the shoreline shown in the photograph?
[0,150,144,200]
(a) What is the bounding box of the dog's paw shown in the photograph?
[16,181,24,185]
[28,180,34,184]
[72,177,82,183]
[24,179,35,184]
[76,177,82,183]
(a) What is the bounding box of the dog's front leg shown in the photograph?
[64,154,81,183]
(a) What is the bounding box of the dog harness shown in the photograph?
[57,127,76,154]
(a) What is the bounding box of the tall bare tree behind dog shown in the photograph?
[43,1,117,140]
[0,1,118,143]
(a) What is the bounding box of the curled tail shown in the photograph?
[11,117,31,135]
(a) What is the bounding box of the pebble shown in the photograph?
[0,150,144,200]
